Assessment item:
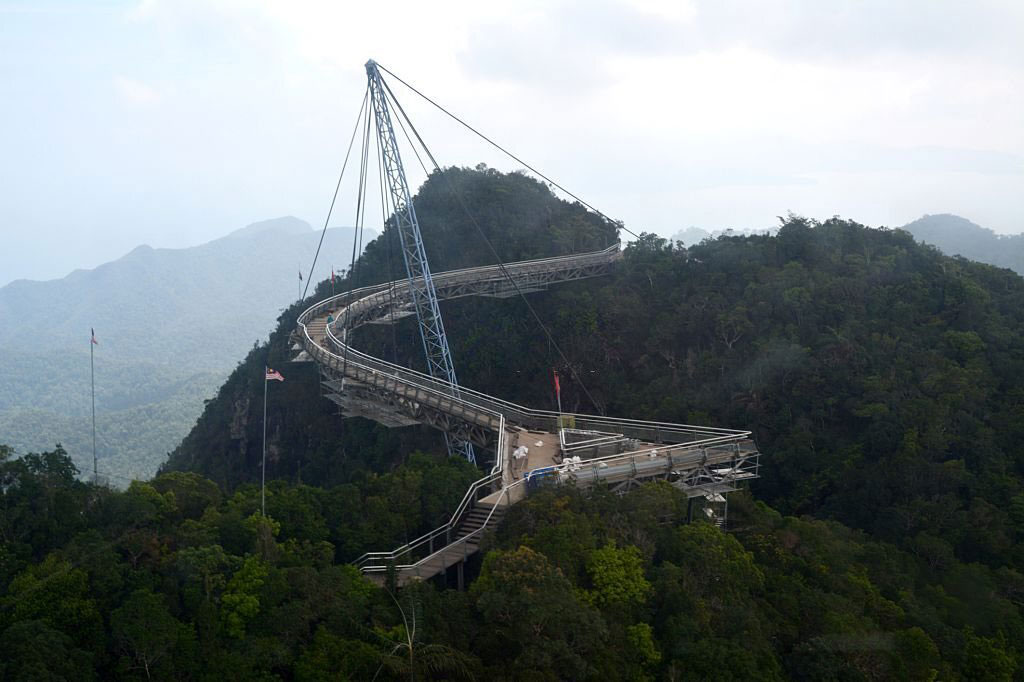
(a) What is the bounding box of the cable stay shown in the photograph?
[290,59,763,584]
[375,63,643,242]
[301,59,629,450]
[374,66,606,413]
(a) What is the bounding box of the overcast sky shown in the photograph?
[2,0,1022,285]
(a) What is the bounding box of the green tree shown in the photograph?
[0,619,96,681]
[472,546,610,679]
[111,589,195,680]
[584,542,651,614]
[962,628,1016,681]
[221,556,269,639]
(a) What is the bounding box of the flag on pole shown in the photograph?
[91,328,99,345]
[298,270,303,281]
[266,367,285,382]
[552,367,564,417]
[331,267,335,285]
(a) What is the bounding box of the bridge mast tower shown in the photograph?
[365,59,475,463]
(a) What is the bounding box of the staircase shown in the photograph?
[454,501,506,545]
[364,500,508,587]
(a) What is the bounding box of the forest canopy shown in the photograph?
[4,168,1024,679]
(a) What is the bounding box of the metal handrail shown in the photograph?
[357,435,758,575]
[353,464,503,567]
[296,244,754,576]
[320,321,740,440]
[301,245,746,442]
[359,477,526,575]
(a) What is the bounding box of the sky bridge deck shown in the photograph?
[294,245,761,585]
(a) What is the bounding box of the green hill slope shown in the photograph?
[0,217,373,481]
[168,178,1024,578]
[163,167,617,487]
[5,168,1024,678]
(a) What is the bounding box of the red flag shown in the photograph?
[553,368,560,398]
[91,328,98,345]
[331,267,335,285]
[266,367,285,382]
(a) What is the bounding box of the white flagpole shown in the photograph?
[91,331,97,482]
[262,366,268,516]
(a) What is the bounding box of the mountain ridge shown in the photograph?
[0,216,373,481]
[900,212,1024,275]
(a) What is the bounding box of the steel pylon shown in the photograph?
[365,59,475,463]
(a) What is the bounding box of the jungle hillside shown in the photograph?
[4,167,1024,680]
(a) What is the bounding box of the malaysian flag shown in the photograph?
[265,367,285,382]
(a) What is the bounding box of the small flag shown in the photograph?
[298,270,303,281]
[552,368,561,399]
[266,367,285,382]
[331,267,335,285]
[91,328,99,345]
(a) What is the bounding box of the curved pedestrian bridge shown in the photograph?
[294,245,760,585]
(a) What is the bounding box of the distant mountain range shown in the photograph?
[900,214,1024,275]
[673,214,1024,277]
[0,217,372,481]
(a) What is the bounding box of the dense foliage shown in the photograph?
[0,360,223,481]
[6,167,1024,678]
[2,445,1020,679]
[588,221,1024,576]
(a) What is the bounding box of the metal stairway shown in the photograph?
[368,501,508,587]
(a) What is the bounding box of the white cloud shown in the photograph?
[113,75,161,105]
[1,0,1023,286]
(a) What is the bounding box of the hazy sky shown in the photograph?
[2,0,1022,286]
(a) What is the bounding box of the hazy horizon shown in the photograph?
[0,214,361,287]
[2,0,1022,286]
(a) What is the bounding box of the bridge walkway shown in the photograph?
[294,245,761,586]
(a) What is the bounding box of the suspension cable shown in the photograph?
[383,86,451,273]
[376,62,639,241]
[380,75,605,413]
[389,91,431,178]
[302,87,369,301]
[340,100,374,383]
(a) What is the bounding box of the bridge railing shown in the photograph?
[357,477,528,582]
[353,415,507,571]
[297,244,757,578]
[318,317,746,444]
[300,246,719,441]
[355,436,759,579]
[304,246,746,444]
